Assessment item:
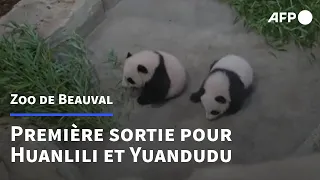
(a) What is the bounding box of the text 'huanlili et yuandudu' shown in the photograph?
[11,127,232,163]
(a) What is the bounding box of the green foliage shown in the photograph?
[224,0,320,49]
[0,22,121,129]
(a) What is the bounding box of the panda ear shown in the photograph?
[190,88,205,103]
[137,65,148,74]
[126,52,132,58]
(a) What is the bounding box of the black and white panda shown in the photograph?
[122,50,187,105]
[190,54,254,120]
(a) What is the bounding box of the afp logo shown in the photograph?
[268,10,313,25]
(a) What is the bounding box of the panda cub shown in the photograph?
[122,50,187,105]
[190,54,254,120]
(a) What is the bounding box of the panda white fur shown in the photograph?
[122,50,187,105]
[190,54,254,120]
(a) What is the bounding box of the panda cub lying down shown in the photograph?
[122,50,254,120]
[190,54,254,120]
[122,50,187,105]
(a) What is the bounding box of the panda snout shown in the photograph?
[206,116,220,121]
[205,113,215,121]
[206,112,221,121]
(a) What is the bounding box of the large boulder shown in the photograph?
[0,117,83,180]
[187,153,320,180]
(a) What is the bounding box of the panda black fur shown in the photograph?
[190,54,254,120]
[122,50,187,105]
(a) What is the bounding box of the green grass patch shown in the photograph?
[0,22,124,130]
[224,0,320,49]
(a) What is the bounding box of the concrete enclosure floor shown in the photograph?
[66,0,320,180]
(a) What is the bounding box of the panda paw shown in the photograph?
[190,93,201,103]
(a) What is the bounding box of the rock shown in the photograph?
[0,117,83,180]
[102,0,121,9]
[0,0,109,42]
[186,153,320,180]
[117,177,144,180]
[0,161,9,180]
[294,123,320,155]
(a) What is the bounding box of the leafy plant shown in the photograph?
[0,22,125,130]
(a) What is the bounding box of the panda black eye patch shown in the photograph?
[127,77,135,84]
[137,65,148,74]
[215,96,226,104]
[211,110,220,115]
